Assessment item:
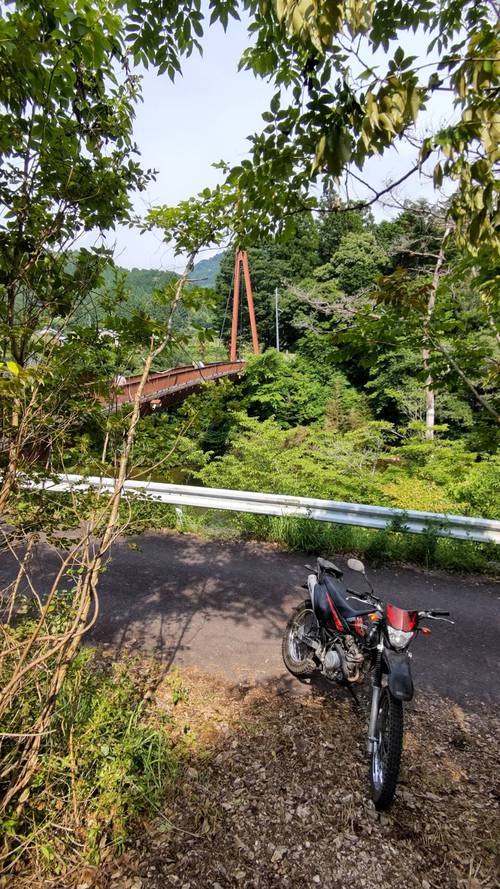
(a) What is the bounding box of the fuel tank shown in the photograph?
[308,574,348,633]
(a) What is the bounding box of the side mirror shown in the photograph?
[347,558,365,574]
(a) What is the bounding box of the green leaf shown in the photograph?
[394,47,404,66]
[433,163,443,188]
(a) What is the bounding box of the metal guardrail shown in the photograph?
[38,474,500,545]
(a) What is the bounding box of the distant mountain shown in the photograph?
[189,252,225,288]
[73,253,225,328]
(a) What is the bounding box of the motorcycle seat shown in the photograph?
[323,575,374,620]
[317,557,343,578]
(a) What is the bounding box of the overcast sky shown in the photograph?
[84,17,455,270]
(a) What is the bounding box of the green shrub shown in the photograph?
[1,647,183,873]
[197,414,391,504]
[452,453,500,519]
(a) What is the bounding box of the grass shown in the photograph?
[0,649,188,880]
[167,508,499,576]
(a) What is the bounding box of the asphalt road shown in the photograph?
[2,530,499,709]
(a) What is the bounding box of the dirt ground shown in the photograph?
[70,668,499,889]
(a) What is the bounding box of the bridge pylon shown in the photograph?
[230,250,260,361]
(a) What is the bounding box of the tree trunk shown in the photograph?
[0,404,21,512]
[422,224,451,441]
[423,358,435,439]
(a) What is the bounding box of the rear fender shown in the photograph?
[382,649,414,701]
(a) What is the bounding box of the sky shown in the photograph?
[83,16,455,271]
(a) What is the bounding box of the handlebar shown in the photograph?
[419,609,454,624]
[346,588,382,607]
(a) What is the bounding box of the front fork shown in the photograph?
[367,642,384,754]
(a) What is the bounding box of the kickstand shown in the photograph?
[343,680,360,708]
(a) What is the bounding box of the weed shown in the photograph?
[166,671,189,706]
[0,648,185,877]
[175,509,498,575]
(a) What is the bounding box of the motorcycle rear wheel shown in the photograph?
[282,600,317,678]
[370,688,403,810]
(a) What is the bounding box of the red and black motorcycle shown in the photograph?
[282,556,453,809]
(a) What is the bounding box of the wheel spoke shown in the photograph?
[282,600,318,680]
[288,608,313,664]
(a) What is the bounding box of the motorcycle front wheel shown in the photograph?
[282,599,317,678]
[370,687,403,810]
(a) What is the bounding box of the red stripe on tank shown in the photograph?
[325,590,345,632]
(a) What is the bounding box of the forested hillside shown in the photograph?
[189,251,224,288]
[214,198,498,447]
[75,255,221,325]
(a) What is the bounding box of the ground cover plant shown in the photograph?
[0,643,191,880]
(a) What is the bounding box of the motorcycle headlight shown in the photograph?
[386,626,414,650]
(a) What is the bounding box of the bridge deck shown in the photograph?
[115,360,245,409]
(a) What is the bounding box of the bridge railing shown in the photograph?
[36,474,500,544]
[115,360,245,405]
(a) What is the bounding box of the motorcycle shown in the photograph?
[282,556,453,809]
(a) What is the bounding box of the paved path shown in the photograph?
[2,531,499,708]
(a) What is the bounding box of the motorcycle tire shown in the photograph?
[282,599,317,678]
[370,687,403,810]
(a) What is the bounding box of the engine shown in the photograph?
[321,638,365,683]
[323,646,342,679]
[344,637,365,683]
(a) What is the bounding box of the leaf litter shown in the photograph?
[8,667,500,889]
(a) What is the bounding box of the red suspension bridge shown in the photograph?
[115,250,259,412]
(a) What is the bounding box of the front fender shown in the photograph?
[383,649,414,701]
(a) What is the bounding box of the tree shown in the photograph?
[325,230,388,295]
[373,203,498,439]
[373,203,459,438]
[375,201,456,275]
[0,0,152,358]
[237,349,329,427]
[0,0,151,506]
[229,1,498,265]
[336,245,499,439]
[317,191,372,263]
[275,218,386,343]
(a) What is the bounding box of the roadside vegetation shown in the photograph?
[1,640,191,876]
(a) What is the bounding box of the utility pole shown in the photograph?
[275,286,280,352]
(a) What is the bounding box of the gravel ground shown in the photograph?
[91,668,500,889]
